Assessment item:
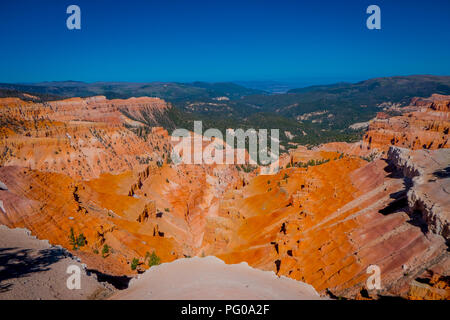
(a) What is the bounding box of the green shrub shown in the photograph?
[69,228,86,250]
[77,233,86,247]
[131,258,139,270]
[102,244,110,257]
[147,251,161,267]
[69,227,77,250]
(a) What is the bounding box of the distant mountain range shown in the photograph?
[0,81,265,101]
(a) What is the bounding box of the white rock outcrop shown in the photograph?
[388,146,449,240]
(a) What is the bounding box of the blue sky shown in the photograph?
[0,0,449,84]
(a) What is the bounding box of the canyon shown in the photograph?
[0,93,448,299]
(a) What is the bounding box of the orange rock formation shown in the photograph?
[0,94,448,299]
[363,94,449,152]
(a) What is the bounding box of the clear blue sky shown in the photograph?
[0,0,449,83]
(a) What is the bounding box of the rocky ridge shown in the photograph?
[0,224,114,299]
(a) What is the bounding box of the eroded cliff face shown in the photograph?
[0,96,171,179]
[0,96,244,275]
[0,95,448,299]
[314,94,449,160]
[205,155,448,299]
[388,147,449,241]
[363,94,449,152]
[385,146,450,300]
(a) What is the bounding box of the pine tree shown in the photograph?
[148,251,161,267]
[77,233,86,247]
[69,227,77,250]
[131,258,139,270]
